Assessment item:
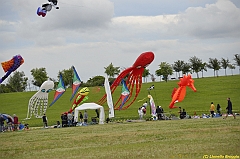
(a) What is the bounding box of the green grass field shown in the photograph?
[0,75,240,159]
[0,75,240,126]
[0,118,239,159]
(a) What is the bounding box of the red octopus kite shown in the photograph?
[98,51,155,110]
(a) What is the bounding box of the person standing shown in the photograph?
[42,114,48,128]
[95,109,99,118]
[224,98,236,119]
[138,107,143,120]
[13,114,19,131]
[83,110,88,124]
[156,106,164,120]
[67,112,73,127]
[79,112,83,123]
[210,102,215,118]
[0,115,4,132]
[216,104,221,115]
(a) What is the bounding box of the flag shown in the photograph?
[119,79,130,110]
[70,66,81,101]
[104,74,114,118]
[49,74,66,107]
[148,95,156,116]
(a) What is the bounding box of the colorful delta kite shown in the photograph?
[37,0,59,17]
[98,51,155,110]
[169,74,197,109]
[119,80,130,110]
[49,74,66,107]
[70,66,81,101]
[0,55,24,84]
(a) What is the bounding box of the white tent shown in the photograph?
[74,103,105,124]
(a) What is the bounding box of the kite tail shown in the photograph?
[0,71,11,84]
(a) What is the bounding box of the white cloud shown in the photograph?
[0,0,239,83]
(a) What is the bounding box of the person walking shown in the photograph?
[224,98,236,119]
[42,114,48,128]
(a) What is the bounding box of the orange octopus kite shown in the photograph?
[169,74,197,109]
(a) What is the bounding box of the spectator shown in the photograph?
[95,109,99,118]
[156,106,164,120]
[224,97,236,119]
[67,112,73,127]
[180,109,187,119]
[142,101,148,108]
[79,112,83,123]
[13,114,19,131]
[138,107,143,120]
[42,114,48,128]
[210,102,215,118]
[0,115,4,132]
[216,104,221,115]
[63,113,68,127]
[141,106,146,115]
[7,117,13,131]
[83,110,88,124]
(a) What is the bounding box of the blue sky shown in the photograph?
[0,0,240,84]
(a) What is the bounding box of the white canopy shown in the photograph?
[74,103,105,124]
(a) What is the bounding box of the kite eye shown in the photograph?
[46,89,52,93]
[41,89,46,92]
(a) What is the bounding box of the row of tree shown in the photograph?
[0,54,239,93]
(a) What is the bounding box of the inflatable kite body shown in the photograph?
[169,74,197,109]
[66,87,89,114]
[0,55,24,84]
[26,80,54,119]
[37,0,59,17]
[98,51,154,110]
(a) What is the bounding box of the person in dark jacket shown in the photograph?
[216,104,221,115]
[0,115,4,132]
[42,114,48,128]
[156,106,164,120]
[180,109,187,119]
[79,112,83,123]
[224,98,236,119]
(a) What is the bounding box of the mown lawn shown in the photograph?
[0,117,239,159]
[0,75,240,127]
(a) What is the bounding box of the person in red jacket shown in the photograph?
[13,114,19,131]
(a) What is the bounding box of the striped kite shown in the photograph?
[70,66,81,101]
[49,74,66,106]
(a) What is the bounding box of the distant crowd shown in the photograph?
[137,97,236,120]
[0,114,29,133]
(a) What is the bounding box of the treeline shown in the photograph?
[0,54,239,93]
